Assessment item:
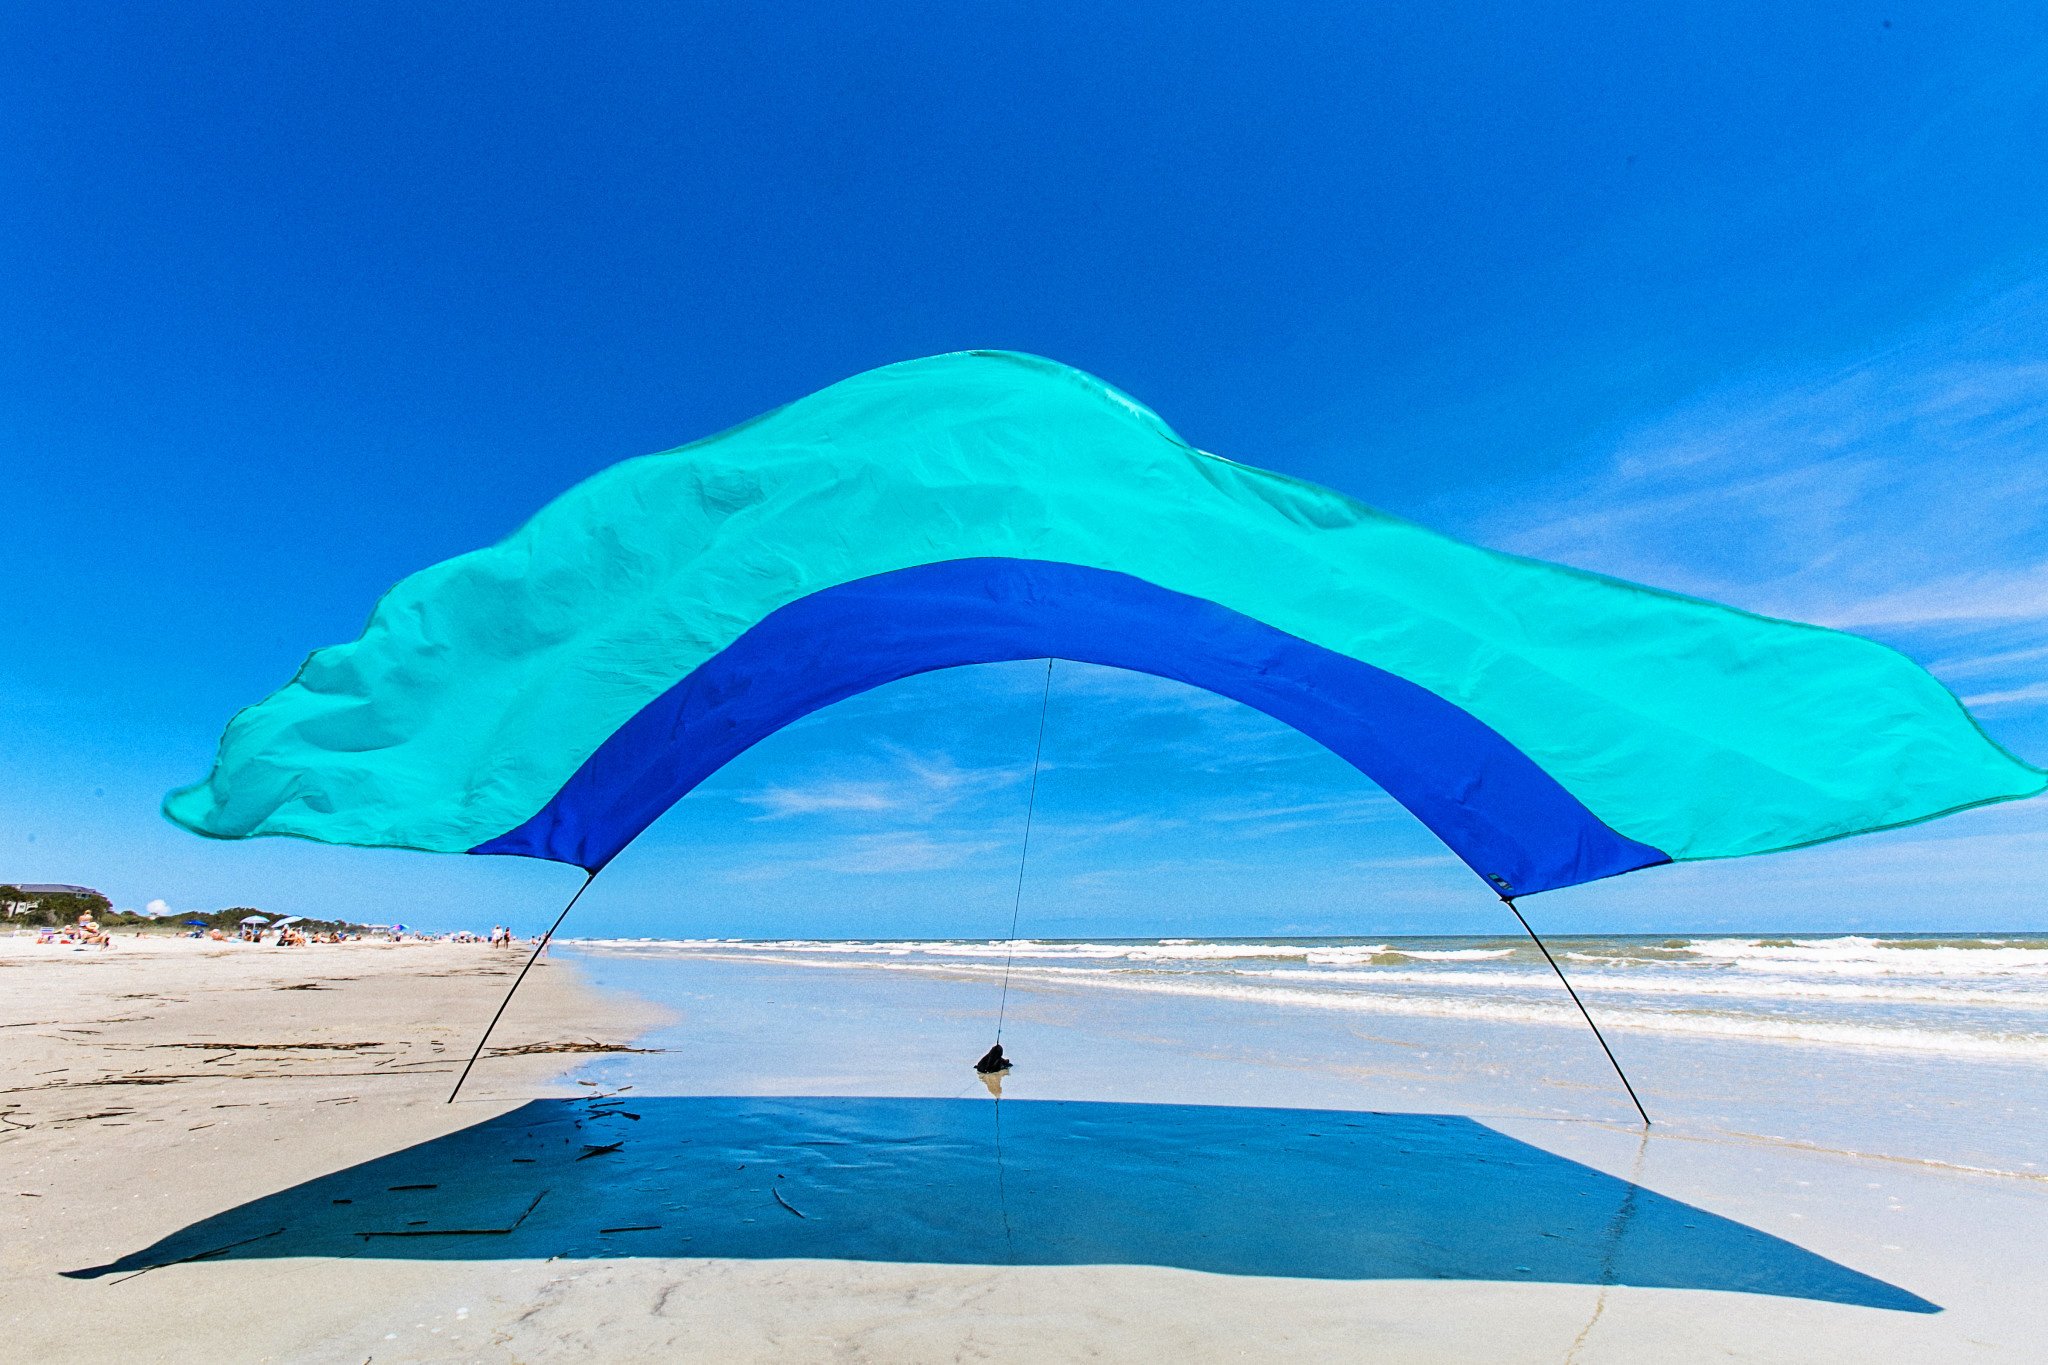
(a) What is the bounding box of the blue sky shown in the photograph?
[4,3,2045,938]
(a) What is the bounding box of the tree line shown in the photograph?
[0,886,360,934]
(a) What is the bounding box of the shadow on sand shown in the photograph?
[69,1095,1933,1310]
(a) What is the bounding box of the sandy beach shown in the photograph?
[6,932,2046,1363]
[1,935,666,1362]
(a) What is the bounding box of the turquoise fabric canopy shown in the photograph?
[164,351,2043,896]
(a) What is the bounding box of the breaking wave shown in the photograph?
[577,932,2048,1061]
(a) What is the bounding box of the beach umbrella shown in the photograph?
[183,919,209,927]
[238,914,270,925]
[160,352,2046,1116]
[273,915,303,926]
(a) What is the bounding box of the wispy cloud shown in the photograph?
[723,830,1008,881]
[1963,681,2048,710]
[1475,280,2048,730]
[1931,643,2048,679]
[739,750,1022,822]
[1199,793,1400,837]
[1810,562,2048,631]
[740,779,909,818]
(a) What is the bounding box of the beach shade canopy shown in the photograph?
[163,351,2044,899]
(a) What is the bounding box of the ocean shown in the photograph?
[571,932,2048,1061]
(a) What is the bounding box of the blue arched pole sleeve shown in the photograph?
[473,558,1669,895]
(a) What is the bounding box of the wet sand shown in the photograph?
[7,936,2047,1362]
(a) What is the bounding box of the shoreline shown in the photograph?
[568,931,2048,1076]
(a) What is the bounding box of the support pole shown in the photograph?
[446,871,598,1104]
[1502,896,1651,1128]
[993,657,1057,1044]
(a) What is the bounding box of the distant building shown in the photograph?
[1,884,109,917]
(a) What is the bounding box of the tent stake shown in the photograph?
[1501,896,1651,1128]
[447,871,598,1104]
